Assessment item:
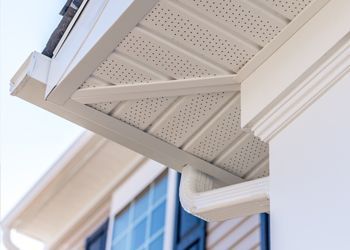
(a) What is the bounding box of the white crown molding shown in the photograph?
[241,0,350,142]
[250,36,350,142]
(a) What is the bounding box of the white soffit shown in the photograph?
[14,0,328,184]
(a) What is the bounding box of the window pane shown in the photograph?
[112,237,127,250]
[149,234,163,250]
[87,237,103,250]
[113,209,129,239]
[153,177,167,202]
[131,219,147,249]
[133,191,149,221]
[112,175,168,250]
[180,209,201,238]
[151,201,166,235]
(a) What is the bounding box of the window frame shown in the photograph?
[105,159,178,250]
[85,219,109,250]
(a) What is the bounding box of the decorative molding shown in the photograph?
[248,35,350,142]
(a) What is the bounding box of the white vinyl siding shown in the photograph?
[207,215,261,250]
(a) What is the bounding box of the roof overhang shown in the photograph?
[8,0,350,243]
[10,0,332,185]
[1,131,147,248]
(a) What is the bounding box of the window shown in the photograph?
[86,220,108,250]
[111,175,168,250]
[104,161,207,250]
[260,213,270,250]
[173,174,206,250]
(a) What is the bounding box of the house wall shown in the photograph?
[207,215,261,250]
[270,72,350,250]
[52,199,111,250]
[55,167,263,250]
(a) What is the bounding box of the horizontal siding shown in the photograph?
[207,215,261,250]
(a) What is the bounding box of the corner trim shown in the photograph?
[249,35,350,142]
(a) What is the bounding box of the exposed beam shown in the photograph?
[71,75,240,104]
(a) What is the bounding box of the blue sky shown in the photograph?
[1,0,84,247]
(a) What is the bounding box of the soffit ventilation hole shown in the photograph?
[113,97,176,130]
[262,0,313,19]
[256,167,269,178]
[181,0,284,46]
[80,78,117,114]
[185,103,241,161]
[218,136,268,177]
[142,2,256,72]
[87,102,117,114]
[151,92,232,147]
[93,58,153,85]
[117,31,218,78]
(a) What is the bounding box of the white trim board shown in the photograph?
[241,0,350,142]
[72,75,240,104]
[46,0,160,104]
[106,164,177,250]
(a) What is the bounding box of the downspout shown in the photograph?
[179,165,269,221]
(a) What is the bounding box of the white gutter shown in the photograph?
[1,227,19,250]
[1,51,50,250]
[2,50,93,247]
[1,131,95,250]
[179,165,269,221]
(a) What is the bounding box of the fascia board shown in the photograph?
[46,0,160,104]
[241,0,350,134]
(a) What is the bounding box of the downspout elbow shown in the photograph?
[179,165,270,221]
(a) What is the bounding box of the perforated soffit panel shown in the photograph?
[59,0,315,181]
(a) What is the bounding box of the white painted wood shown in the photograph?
[269,68,350,250]
[10,51,51,93]
[46,0,110,96]
[52,0,90,57]
[71,75,239,104]
[251,35,350,142]
[46,0,160,104]
[241,0,350,128]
